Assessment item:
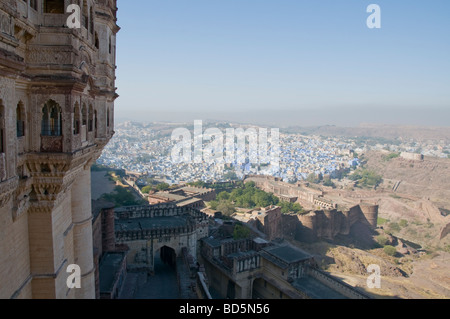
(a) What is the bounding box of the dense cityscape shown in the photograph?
[97,121,450,184]
[1,0,449,303]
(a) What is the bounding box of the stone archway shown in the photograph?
[252,278,266,299]
[159,245,176,267]
[132,245,181,299]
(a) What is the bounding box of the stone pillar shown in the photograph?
[71,168,95,299]
[102,207,115,252]
[28,209,57,299]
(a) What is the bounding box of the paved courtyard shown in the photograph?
[120,255,180,299]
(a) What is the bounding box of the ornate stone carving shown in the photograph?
[12,195,30,222]
[0,10,12,36]
[0,177,18,208]
[27,47,72,65]
[40,136,63,153]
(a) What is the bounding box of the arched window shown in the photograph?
[16,102,25,138]
[0,102,5,153]
[73,103,80,135]
[94,32,99,49]
[43,0,65,14]
[41,100,62,136]
[109,35,112,54]
[88,105,94,132]
[82,103,87,126]
[107,108,110,127]
[90,6,94,34]
[30,0,38,11]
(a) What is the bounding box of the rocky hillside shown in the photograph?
[292,240,450,299]
[361,151,450,248]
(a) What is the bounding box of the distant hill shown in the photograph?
[283,124,450,142]
[364,150,450,210]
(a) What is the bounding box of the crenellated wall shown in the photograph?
[245,176,378,243]
[283,203,378,242]
[114,204,209,274]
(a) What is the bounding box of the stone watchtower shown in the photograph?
[0,0,119,299]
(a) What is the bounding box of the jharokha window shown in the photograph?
[88,105,94,132]
[43,0,65,14]
[41,100,62,136]
[74,103,81,135]
[82,103,87,126]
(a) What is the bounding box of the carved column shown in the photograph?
[71,168,95,299]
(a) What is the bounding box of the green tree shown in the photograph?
[383,152,401,161]
[323,177,336,188]
[383,245,397,257]
[217,191,230,201]
[230,188,244,200]
[349,168,382,188]
[306,173,320,184]
[209,200,219,210]
[216,200,235,217]
[245,181,256,189]
[212,181,279,210]
[156,183,170,191]
[101,186,143,207]
[224,171,238,181]
[188,180,206,188]
[141,185,154,194]
[376,235,389,246]
[233,224,251,240]
[279,201,304,214]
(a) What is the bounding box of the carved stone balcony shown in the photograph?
[42,13,67,28]
[40,136,63,153]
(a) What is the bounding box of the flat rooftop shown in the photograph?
[253,237,269,244]
[150,192,186,201]
[202,237,222,248]
[228,250,258,259]
[263,245,311,264]
[115,216,188,231]
[180,186,211,194]
[177,197,203,207]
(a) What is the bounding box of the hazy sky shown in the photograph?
[115,1,450,126]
